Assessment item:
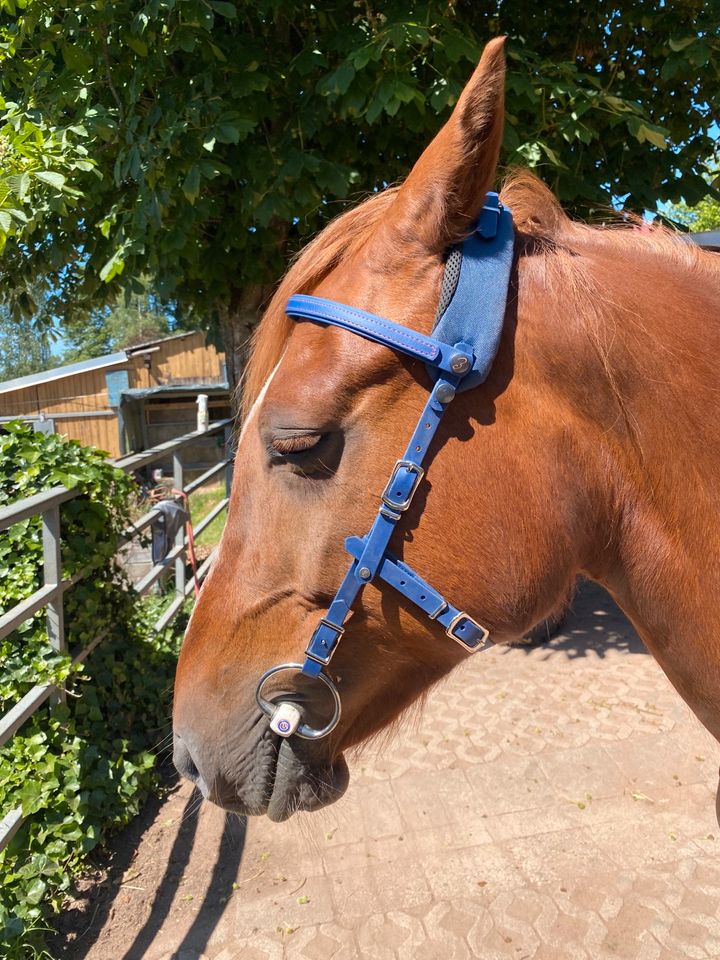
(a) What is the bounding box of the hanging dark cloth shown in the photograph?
[151,499,189,565]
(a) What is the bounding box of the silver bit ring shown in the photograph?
[255,662,342,740]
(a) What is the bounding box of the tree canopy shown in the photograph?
[0,309,50,380]
[1,1,718,384]
[61,281,177,363]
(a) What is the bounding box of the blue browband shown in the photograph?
[256,193,515,739]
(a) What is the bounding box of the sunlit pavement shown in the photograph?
[71,582,720,960]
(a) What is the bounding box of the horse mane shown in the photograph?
[242,170,716,418]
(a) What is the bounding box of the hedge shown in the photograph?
[0,423,184,959]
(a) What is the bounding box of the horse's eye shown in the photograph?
[270,434,322,456]
[267,430,343,479]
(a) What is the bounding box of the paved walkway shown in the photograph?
[63,583,720,960]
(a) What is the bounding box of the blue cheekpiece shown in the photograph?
[255,193,515,740]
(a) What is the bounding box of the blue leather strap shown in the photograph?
[345,539,489,652]
[300,368,491,676]
[287,295,473,378]
[302,374,464,677]
[302,569,358,677]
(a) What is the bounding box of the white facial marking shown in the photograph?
[183,355,285,630]
[236,356,285,451]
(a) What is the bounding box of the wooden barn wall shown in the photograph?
[0,365,125,418]
[52,415,119,457]
[0,332,225,459]
[127,332,223,389]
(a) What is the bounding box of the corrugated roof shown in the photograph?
[124,331,195,353]
[120,382,229,400]
[691,230,720,250]
[0,351,128,396]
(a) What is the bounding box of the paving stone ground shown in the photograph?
[63,582,720,960]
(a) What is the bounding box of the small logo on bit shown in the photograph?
[277,719,291,734]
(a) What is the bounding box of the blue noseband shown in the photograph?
[256,193,515,739]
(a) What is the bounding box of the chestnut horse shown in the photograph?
[173,39,720,823]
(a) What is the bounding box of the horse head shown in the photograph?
[172,36,720,822]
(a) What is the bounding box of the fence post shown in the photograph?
[173,451,186,598]
[224,423,234,500]
[42,504,66,706]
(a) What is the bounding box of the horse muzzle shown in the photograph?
[172,722,349,821]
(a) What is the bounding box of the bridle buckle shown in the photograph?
[446,612,490,651]
[381,460,424,512]
[305,618,345,667]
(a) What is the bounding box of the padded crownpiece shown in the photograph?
[430,192,515,391]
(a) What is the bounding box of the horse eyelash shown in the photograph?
[270,434,322,455]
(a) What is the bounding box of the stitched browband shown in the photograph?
[288,295,445,367]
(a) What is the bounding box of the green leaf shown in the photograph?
[216,123,240,144]
[127,36,148,57]
[62,44,92,72]
[99,251,125,282]
[6,172,30,198]
[0,211,12,233]
[25,878,47,906]
[208,0,236,17]
[182,165,201,202]
[325,62,355,96]
[668,37,695,52]
[627,116,668,149]
[539,143,567,168]
[33,171,66,191]
[393,81,417,104]
[641,125,668,150]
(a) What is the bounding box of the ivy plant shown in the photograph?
[0,423,184,959]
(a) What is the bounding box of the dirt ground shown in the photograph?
[52,581,720,960]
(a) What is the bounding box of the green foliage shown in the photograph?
[664,155,720,232]
[666,194,720,233]
[0,1,718,341]
[0,423,182,959]
[0,309,52,381]
[61,278,177,363]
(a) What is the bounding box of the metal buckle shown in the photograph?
[381,460,424,512]
[305,618,345,667]
[445,612,490,651]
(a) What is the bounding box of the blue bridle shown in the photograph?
[256,193,515,739]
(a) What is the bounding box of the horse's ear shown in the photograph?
[392,37,506,250]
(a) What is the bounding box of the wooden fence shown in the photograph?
[0,418,233,851]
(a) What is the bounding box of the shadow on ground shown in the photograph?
[56,766,246,960]
[513,578,647,660]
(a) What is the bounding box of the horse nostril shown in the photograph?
[173,734,200,784]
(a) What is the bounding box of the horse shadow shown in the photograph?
[56,762,246,960]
